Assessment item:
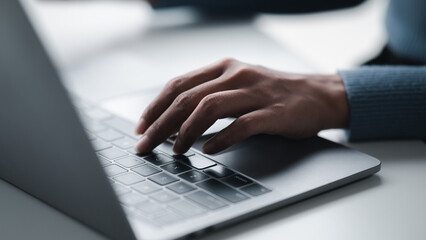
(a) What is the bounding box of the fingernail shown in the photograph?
[135,135,150,153]
[135,118,147,135]
[173,138,184,154]
[203,142,216,154]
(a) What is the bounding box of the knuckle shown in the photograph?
[145,122,162,144]
[173,93,193,109]
[224,65,252,85]
[233,65,251,77]
[219,57,236,66]
[149,121,162,134]
[219,57,235,65]
[238,116,256,133]
[166,77,185,93]
[200,95,220,114]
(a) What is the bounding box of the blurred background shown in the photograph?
[22,0,388,120]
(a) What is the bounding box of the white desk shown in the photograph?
[3,1,426,239]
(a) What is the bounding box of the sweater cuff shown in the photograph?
[339,66,426,141]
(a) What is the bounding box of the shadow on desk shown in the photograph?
[199,174,381,240]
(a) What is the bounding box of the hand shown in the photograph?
[135,58,348,154]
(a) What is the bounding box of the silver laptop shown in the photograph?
[0,1,380,240]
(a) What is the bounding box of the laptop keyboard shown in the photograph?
[76,104,270,227]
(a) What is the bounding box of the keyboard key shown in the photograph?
[150,211,183,226]
[127,148,138,155]
[127,148,156,157]
[82,108,112,121]
[112,137,137,149]
[111,183,131,195]
[149,173,178,186]
[97,129,124,141]
[104,164,127,176]
[121,205,134,216]
[116,156,145,168]
[154,142,175,156]
[144,153,174,165]
[114,172,145,185]
[167,134,178,141]
[150,190,179,203]
[197,179,248,203]
[241,184,271,196]
[84,121,107,133]
[168,200,206,217]
[119,192,147,206]
[223,174,253,188]
[98,156,111,166]
[203,165,234,178]
[179,170,209,183]
[103,117,137,138]
[132,164,161,177]
[167,182,195,194]
[98,148,128,159]
[173,151,196,160]
[135,202,180,224]
[133,181,161,194]
[186,191,227,210]
[135,201,166,215]
[91,139,111,151]
[161,162,191,174]
[178,155,216,170]
[182,150,196,157]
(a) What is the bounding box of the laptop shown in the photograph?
[0,1,381,240]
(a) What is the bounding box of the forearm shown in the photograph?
[151,0,366,13]
[339,66,426,141]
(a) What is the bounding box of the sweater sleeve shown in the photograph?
[339,66,426,141]
[152,0,366,13]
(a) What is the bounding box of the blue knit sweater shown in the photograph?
[154,0,426,140]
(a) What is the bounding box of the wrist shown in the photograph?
[316,74,349,130]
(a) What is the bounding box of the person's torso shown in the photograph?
[386,0,426,63]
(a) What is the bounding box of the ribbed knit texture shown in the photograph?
[340,66,426,140]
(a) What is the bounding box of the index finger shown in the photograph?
[135,78,227,153]
[135,60,225,135]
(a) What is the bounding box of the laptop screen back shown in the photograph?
[0,1,134,239]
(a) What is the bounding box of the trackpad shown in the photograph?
[191,134,348,190]
[192,134,308,182]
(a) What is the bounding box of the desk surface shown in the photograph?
[3,1,426,240]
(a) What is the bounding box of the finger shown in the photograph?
[135,77,230,153]
[135,60,226,135]
[173,90,261,154]
[202,109,273,154]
